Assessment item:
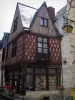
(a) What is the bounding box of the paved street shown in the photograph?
[0,95,8,100]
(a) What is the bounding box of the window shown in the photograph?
[2,48,5,62]
[40,18,48,27]
[37,37,48,53]
[13,17,18,33]
[12,39,17,57]
[6,46,9,59]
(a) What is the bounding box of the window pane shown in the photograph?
[36,69,46,74]
[38,48,42,53]
[38,43,42,47]
[38,37,42,42]
[27,68,33,74]
[43,38,47,43]
[40,18,43,26]
[43,43,47,48]
[44,19,48,27]
[26,75,33,87]
[43,49,48,53]
[49,69,56,74]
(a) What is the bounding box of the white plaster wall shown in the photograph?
[55,6,72,89]
[61,35,72,88]
[67,0,75,87]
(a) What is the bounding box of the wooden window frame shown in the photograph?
[6,46,9,59]
[37,37,48,54]
[2,48,5,62]
[12,39,17,57]
[40,17,48,27]
[13,17,18,33]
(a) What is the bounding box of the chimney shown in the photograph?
[48,7,55,21]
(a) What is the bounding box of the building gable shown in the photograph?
[30,2,57,36]
[8,4,23,42]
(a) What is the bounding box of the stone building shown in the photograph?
[55,5,72,96]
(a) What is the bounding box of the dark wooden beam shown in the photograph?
[12,68,15,88]
[21,62,28,95]
[16,74,20,93]
[46,68,49,90]
[33,68,36,90]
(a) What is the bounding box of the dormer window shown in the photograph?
[40,18,48,27]
[13,17,18,33]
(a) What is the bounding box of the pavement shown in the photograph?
[0,95,8,100]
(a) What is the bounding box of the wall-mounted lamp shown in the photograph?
[62,16,75,33]
[63,60,67,64]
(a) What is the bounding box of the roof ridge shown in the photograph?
[17,2,37,10]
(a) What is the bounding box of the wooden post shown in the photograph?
[21,62,27,95]
[46,68,49,90]
[16,74,20,93]
[12,68,15,88]
[33,67,36,90]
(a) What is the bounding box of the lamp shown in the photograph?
[63,16,75,33]
[62,24,73,33]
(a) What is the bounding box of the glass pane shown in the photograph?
[38,43,42,47]
[36,75,46,90]
[49,69,56,74]
[38,48,42,53]
[36,69,46,74]
[43,49,48,53]
[43,38,47,43]
[44,19,48,27]
[27,68,33,74]
[26,75,33,88]
[49,76,56,90]
[38,37,42,42]
[43,43,47,48]
[40,18,43,26]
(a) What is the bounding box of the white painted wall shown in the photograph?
[61,35,72,88]
[67,0,75,88]
[55,6,72,91]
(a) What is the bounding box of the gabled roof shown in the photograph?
[18,2,37,28]
[29,2,60,36]
[29,2,47,28]
[15,2,61,37]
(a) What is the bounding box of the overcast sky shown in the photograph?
[0,0,67,40]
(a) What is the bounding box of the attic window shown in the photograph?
[13,17,18,33]
[40,18,48,27]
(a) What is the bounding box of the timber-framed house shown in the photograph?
[2,2,62,94]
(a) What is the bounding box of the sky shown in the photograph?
[0,0,67,40]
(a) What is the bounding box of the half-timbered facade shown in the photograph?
[2,2,62,94]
